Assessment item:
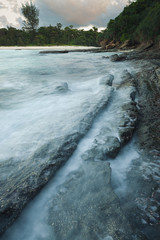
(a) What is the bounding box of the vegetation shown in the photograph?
[21,1,39,32]
[0,24,99,46]
[0,0,159,47]
[0,0,99,47]
[101,0,160,45]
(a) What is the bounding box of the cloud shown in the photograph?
[41,0,128,25]
[0,2,6,9]
[0,0,128,28]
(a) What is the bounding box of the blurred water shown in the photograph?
[0,50,133,164]
[0,50,136,239]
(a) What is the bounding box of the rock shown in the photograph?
[99,74,114,86]
[39,50,69,54]
[106,40,116,50]
[109,54,126,62]
[119,40,135,50]
[134,67,160,152]
[48,161,138,240]
[119,127,135,145]
[100,39,109,49]
[136,41,154,51]
[103,136,121,158]
[102,56,109,59]
[81,146,105,161]
[117,70,135,89]
[55,82,69,93]
[130,90,136,101]
[155,68,160,88]
[0,86,113,235]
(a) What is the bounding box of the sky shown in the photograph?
[0,0,129,30]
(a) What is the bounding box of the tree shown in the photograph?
[21,1,39,32]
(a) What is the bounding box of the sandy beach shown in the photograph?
[0,46,100,51]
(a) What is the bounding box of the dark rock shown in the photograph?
[103,136,121,158]
[134,67,160,152]
[48,161,138,240]
[109,54,126,62]
[39,50,69,54]
[119,127,134,145]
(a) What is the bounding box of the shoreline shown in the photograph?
[0,46,100,51]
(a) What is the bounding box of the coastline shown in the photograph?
[0,46,100,51]
[0,46,160,239]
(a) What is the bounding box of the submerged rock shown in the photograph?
[55,82,69,93]
[48,161,138,240]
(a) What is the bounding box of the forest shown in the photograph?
[98,0,160,45]
[0,0,159,47]
[0,24,99,46]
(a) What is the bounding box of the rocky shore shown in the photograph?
[107,49,160,240]
[0,48,160,239]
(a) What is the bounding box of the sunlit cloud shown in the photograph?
[0,0,128,28]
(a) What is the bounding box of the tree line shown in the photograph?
[0,2,99,46]
[0,25,99,46]
[1,0,159,47]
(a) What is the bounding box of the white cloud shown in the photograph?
[0,0,128,28]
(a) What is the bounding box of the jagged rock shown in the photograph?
[99,74,114,86]
[48,161,138,240]
[134,67,160,151]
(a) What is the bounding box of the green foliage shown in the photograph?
[101,0,160,44]
[135,2,160,41]
[0,24,99,46]
[21,1,39,32]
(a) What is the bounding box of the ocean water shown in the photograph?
[0,50,138,239]
[0,50,132,166]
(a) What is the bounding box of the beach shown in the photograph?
[0,46,99,51]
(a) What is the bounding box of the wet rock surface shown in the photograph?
[48,161,141,240]
[0,85,113,236]
[109,51,160,240]
[1,50,160,240]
